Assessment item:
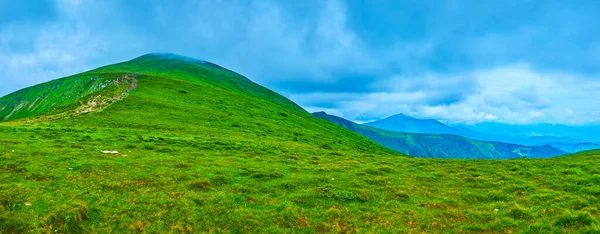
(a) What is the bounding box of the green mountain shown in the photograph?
[1,54,599,233]
[542,142,600,153]
[0,53,305,122]
[367,113,599,153]
[314,112,566,159]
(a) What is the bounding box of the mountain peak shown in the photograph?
[134,52,208,64]
[366,113,462,135]
[388,113,410,118]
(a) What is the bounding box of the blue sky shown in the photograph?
[1,0,599,125]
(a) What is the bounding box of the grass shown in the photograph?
[1,53,599,233]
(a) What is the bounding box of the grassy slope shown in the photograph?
[1,54,599,233]
[314,112,565,159]
[0,74,137,121]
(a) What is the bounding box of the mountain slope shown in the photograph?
[314,112,566,159]
[1,54,599,233]
[0,74,138,121]
[0,53,305,122]
[543,142,600,153]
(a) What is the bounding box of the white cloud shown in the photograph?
[1,0,599,126]
[322,64,600,125]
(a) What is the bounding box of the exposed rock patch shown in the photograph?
[75,75,138,114]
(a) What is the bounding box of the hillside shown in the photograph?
[314,112,565,159]
[0,53,305,122]
[1,54,599,233]
[543,142,600,153]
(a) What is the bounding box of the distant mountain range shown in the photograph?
[462,122,600,143]
[314,112,566,159]
[365,113,600,153]
[366,113,463,135]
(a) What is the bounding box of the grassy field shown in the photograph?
[1,54,599,233]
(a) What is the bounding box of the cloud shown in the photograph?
[1,0,599,125]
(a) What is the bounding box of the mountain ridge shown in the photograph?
[366,112,600,153]
[0,53,306,122]
[314,112,566,159]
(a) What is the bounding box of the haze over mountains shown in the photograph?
[314,112,565,159]
[365,113,600,154]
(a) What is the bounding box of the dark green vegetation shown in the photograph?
[314,112,565,159]
[1,54,599,233]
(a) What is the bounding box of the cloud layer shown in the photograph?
[1,0,599,124]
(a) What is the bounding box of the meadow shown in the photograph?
[1,54,598,233]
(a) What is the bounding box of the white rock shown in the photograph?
[101,150,119,154]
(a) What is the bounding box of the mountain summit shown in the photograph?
[365,113,463,135]
[0,53,305,121]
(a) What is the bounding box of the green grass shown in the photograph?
[1,54,599,233]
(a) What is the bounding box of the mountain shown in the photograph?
[0,53,307,121]
[465,122,600,143]
[314,112,566,159]
[1,53,599,233]
[454,125,600,153]
[366,113,599,153]
[543,142,600,153]
[365,113,464,135]
[0,53,401,232]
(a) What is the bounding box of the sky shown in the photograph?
[1,0,599,125]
